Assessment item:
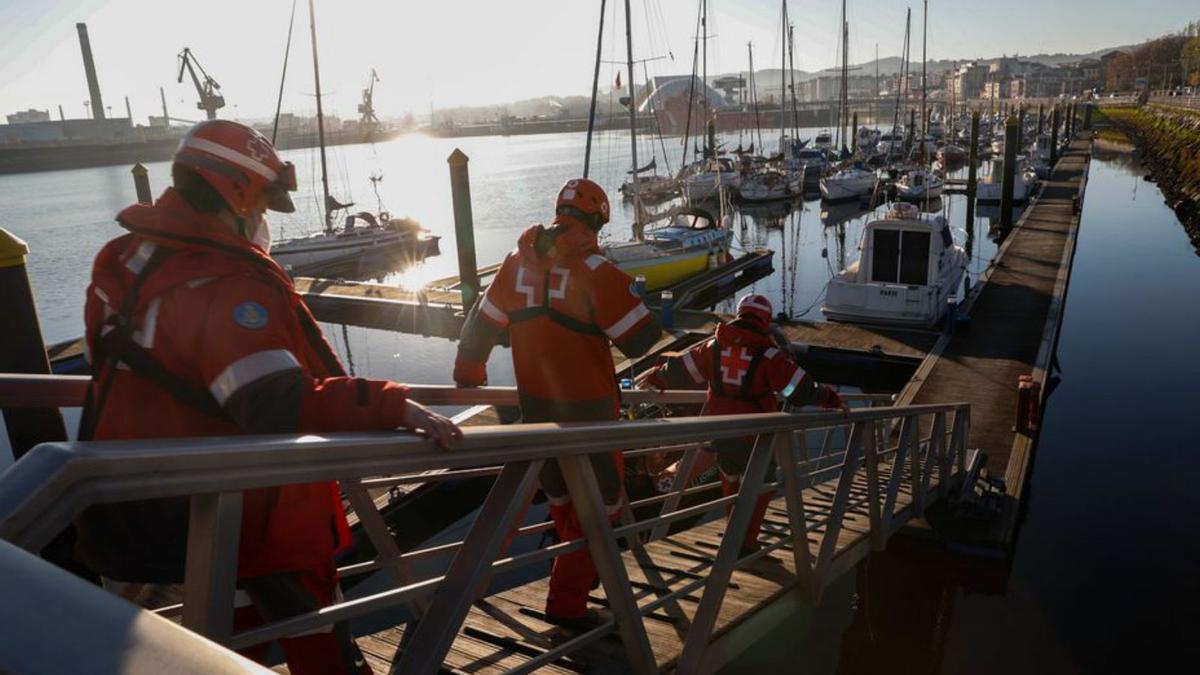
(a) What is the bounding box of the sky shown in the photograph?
[0,0,1195,124]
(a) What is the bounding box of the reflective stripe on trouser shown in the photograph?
[543,452,624,619]
[234,564,372,675]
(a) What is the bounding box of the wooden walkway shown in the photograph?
[346,461,935,674]
[897,137,1091,542]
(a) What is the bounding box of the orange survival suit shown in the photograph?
[645,315,842,553]
[454,221,661,620]
[76,187,416,673]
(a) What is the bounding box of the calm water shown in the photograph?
[16,130,1183,671]
[0,127,1001,384]
[727,148,1200,673]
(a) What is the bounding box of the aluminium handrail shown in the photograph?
[0,373,895,409]
[0,400,970,673]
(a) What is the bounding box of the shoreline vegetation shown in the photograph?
[1096,105,1200,252]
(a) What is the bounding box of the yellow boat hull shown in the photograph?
[616,249,710,291]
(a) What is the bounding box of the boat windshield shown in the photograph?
[871,228,931,286]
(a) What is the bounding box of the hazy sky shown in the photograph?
[1,0,1195,124]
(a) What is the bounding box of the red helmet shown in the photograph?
[736,293,773,326]
[553,177,610,231]
[173,120,296,218]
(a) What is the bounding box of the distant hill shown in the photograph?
[427,44,1137,123]
[715,45,1135,83]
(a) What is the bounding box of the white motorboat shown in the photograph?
[738,168,802,202]
[820,163,878,201]
[271,212,439,272]
[855,126,881,152]
[894,169,944,201]
[975,156,1038,203]
[813,130,834,151]
[873,131,905,159]
[1031,134,1054,179]
[822,202,968,327]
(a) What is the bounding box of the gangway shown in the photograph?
[0,378,970,674]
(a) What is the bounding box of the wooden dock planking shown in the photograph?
[339,460,933,674]
[896,138,1091,538]
[902,141,1088,469]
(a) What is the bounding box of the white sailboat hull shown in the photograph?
[820,172,877,201]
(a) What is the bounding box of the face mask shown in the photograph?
[249,215,272,251]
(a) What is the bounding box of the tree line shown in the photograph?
[1106,20,1200,91]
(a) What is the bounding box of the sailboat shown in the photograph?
[269,0,438,274]
[601,0,732,288]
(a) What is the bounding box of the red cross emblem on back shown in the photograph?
[719,346,753,386]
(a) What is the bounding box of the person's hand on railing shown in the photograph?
[403,400,463,449]
[818,386,851,418]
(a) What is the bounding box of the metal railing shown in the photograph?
[0,376,965,674]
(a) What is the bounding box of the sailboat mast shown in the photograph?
[623,0,642,230]
[842,10,849,150]
[921,0,928,159]
[788,23,799,138]
[749,41,764,152]
[583,0,607,178]
[702,0,708,156]
[779,0,786,151]
[307,0,332,234]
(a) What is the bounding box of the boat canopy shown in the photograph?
[858,204,955,286]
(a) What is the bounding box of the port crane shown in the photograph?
[177,48,225,120]
[357,68,380,126]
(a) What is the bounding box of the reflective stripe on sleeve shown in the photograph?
[124,241,157,275]
[585,254,607,270]
[209,349,302,406]
[603,303,650,341]
[781,367,806,399]
[682,351,704,384]
[133,297,161,349]
[479,296,509,327]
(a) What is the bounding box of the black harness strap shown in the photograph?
[79,245,229,440]
[505,269,605,337]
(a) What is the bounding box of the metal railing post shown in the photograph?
[343,481,429,617]
[181,491,243,646]
[775,430,815,601]
[556,454,656,674]
[953,406,969,484]
[930,412,948,498]
[814,422,865,583]
[392,460,542,674]
[677,430,779,674]
[883,415,917,533]
[862,420,886,552]
[649,444,702,542]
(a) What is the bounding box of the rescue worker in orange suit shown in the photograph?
[76,120,461,675]
[641,293,846,556]
[453,178,661,629]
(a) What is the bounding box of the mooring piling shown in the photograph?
[1000,113,1019,230]
[448,148,480,312]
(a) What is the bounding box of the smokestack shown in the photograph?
[125,96,132,122]
[58,105,65,121]
[76,23,105,120]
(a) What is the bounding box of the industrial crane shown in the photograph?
[177,47,225,120]
[357,68,380,125]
